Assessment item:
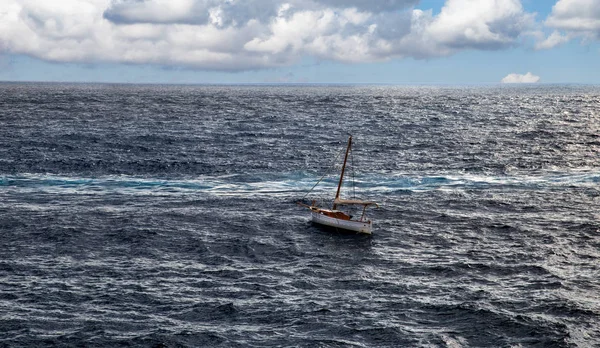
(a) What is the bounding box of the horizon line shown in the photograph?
[1,80,598,87]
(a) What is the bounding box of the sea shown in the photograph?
[0,82,599,347]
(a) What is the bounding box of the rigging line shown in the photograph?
[351,142,356,199]
[301,143,347,200]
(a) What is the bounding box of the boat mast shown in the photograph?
[333,135,352,210]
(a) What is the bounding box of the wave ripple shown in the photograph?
[0,83,599,347]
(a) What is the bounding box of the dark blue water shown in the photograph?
[1,82,599,347]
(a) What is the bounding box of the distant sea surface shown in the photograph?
[1,82,599,347]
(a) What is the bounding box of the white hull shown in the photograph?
[311,211,372,234]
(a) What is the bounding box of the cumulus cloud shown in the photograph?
[546,0,600,35]
[501,72,540,83]
[422,0,533,50]
[535,0,600,48]
[0,0,536,71]
[534,30,570,50]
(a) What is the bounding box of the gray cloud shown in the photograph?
[370,11,413,40]
[103,0,419,26]
[310,0,419,12]
[103,0,281,26]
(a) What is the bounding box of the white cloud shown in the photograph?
[546,0,600,34]
[0,0,537,71]
[424,0,534,50]
[534,30,570,50]
[501,72,540,83]
[536,0,600,48]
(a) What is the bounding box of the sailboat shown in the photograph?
[298,135,378,234]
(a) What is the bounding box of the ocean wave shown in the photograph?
[1,171,599,197]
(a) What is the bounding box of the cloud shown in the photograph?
[501,72,540,83]
[546,0,600,35]
[534,30,570,50]
[103,0,278,26]
[535,0,600,48]
[317,0,419,12]
[103,0,420,26]
[422,0,534,50]
[0,0,536,71]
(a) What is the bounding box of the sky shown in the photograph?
[0,0,599,84]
